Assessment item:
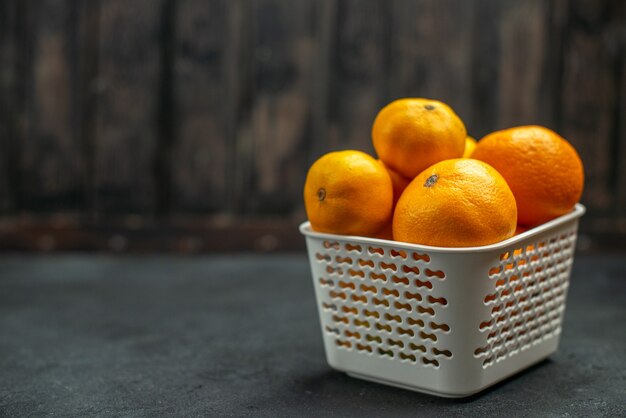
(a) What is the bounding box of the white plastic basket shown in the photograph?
[300,204,585,397]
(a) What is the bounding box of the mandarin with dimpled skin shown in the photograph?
[304,150,393,236]
[463,136,477,158]
[472,126,584,226]
[393,159,517,247]
[372,98,467,179]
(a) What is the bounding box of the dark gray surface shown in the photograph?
[0,254,624,417]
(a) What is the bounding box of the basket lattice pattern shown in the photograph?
[314,240,452,369]
[474,229,577,368]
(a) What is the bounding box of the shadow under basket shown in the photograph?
[300,204,585,398]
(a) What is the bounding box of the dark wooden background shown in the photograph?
[0,0,624,252]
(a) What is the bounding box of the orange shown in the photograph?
[393,159,517,247]
[369,161,410,241]
[463,136,477,158]
[472,126,584,226]
[514,225,528,235]
[379,160,411,206]
[304,150,393,236]
[372,223,393,241]
[371,160,411,241]
[372,98,467,179]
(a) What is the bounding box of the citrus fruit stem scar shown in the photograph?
[318,188,326,201]
[424,104,435,110]
[424,174,439,187]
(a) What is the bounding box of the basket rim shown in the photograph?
[299,203,585,254]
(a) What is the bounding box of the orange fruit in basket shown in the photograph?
[372,222,394,241]
[367,162,410,241]
[379,160,411,206]
[515,225,528,235]
[462,136,477,158]
[393,159,517,247]
[372,98,467,179]
[472,126,584,226]
[304,150,393,236]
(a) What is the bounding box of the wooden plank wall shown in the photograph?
[0,0,624,252]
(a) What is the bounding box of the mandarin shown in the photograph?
[514,225,528,235]
[393,159,517,247]
[463,136,477,158]
[379,160,411,206]
[304,150,393,236]
[372,98,466,178]
[472,126,584,226]
[370,161,411,241]
[371,222,394,241]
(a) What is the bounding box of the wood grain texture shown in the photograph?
[154,0,176,216]
[5,0,38,213]
[94,0,163,212]
[233,0,316,214]
[17,2,37,210]
[610,0,626,229]
[469,0,502,139]
[309,0,335,164]
[497,0,551,128]
[538,0,569,130]
[617,56,626,228]
[171,0,229,213]
[19,0,85,211]
[74,0,101,215]
[326,0,389,154]
[389,0,474,130]
[0,0,625,250]
[0,0,18,212]
[560,0,618,214]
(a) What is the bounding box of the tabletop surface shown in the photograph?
[0,254,624,417]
